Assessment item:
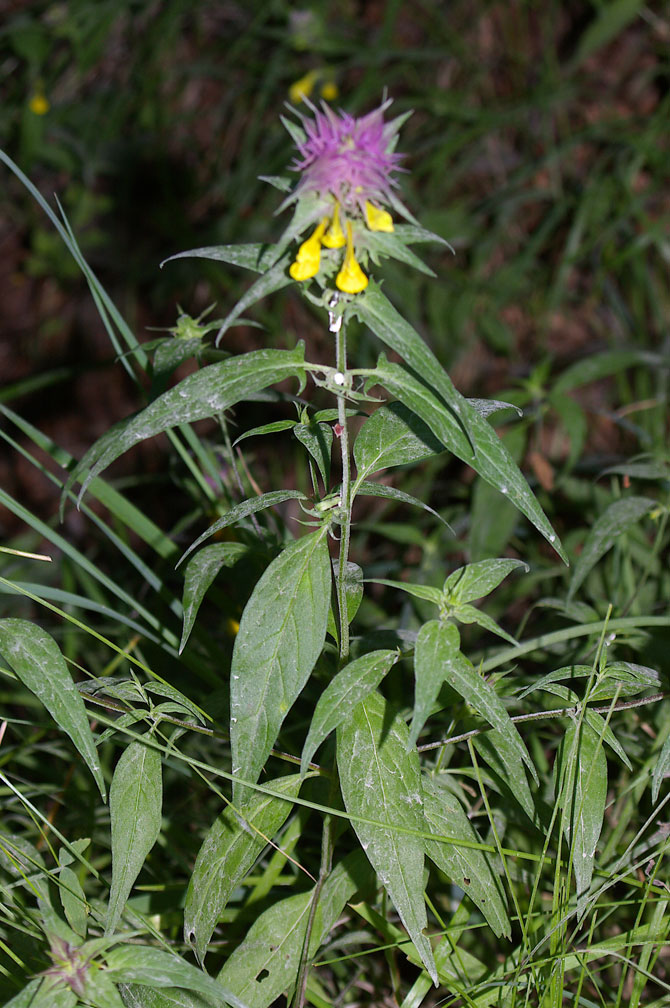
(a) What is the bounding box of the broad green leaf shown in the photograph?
[3,983,77,1008]
[469,426,526,561]
[326,561,364,643]
[66,345,307,505]
[356,479,450,527]
[555,721,607,918]
[422,775,510,938]
[218,852,367,1008]
[178,490,307,565]
[300,650,398,774]
[184,773,302,963]
[651,735,670,803]
[366,351,565,561]
[120,985,212,1008]
[151,339,204,394]
[106,946,247,1008]
[337,691,438,983]
[568,496,655,599]
[410,621,461,750]
[293,421,332,488]
[83,971,126,1008]
[353,401,444,479]
[472,729,537,824]
[420,624,536,781]
[443,559,528,604]
[180,542,250,652]
[0,619,105,799]
[106,740,162,936]
[230,527,330,802]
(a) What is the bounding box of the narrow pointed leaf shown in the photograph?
[337,691,438,984]
[555,721,607,917]
[178,490,307,566]
[66,345,307,505]
[230,527,330,802]
[472,729,537,824]
[422,775,510,938]
[356,479,450,527]
[161,243,271,273]
[450,603,517,645]
[369,579,443,606]
[107,741,162,935]
[410,621,461,749]
[294,421,332,488]
[180,542,250,651]
[568,496,655,599]
[418,622,536,781]
[184,774,302,962]
[300,650,398,774]
[652,735,670,804]
[326,561,364,643]
[215,258,294,343]
[0,619,105,798]
[353,287,564,560]
[120,986,212,1008]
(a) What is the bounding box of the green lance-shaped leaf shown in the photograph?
[3,984,78,1008]
[65,345,307,507]
[218,851,368,1008]
[353,285,565,560]
[230,527,331,803]
[161,242,274,274]
[652,735,670,804]
[356,479,450,528]
[353,401,445,479]
[0,619,105,799]
[337,691,438,984]
[442,558,528,605]
[326,560,364,644]
[422,774,510,938]
[417,621,536,781]
[106,740,163,936]
[555,720,607,918]
[409,621,461,750]
[472,729,537,825]
[293,421,332,489]
[106,946,249,1008]
[184,773,302,963]
[568,495,656,599]
[180,542,250,652]
[300,650,398,775]
[178,489,308,566]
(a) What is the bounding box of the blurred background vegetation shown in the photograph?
[1,0,668,561]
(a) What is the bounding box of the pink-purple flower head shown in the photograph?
[283,98,413,294]
[292,99,403,217]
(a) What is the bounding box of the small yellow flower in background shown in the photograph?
[289,70,319,105]
[29,92,49,116]
[226,618,240,637]
[320,80,338,101]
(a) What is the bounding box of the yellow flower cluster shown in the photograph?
[289,200,393,294]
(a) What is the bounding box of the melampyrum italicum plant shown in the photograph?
[4,97,663,1008]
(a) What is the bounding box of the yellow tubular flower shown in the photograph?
[364,200,394,232]
[289,218,328,281]
[29,93,49,116]
[321,202,346,249]
[336,222,368,294]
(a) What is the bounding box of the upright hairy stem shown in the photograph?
[334,312,352,665]
[292,303,349,1008]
